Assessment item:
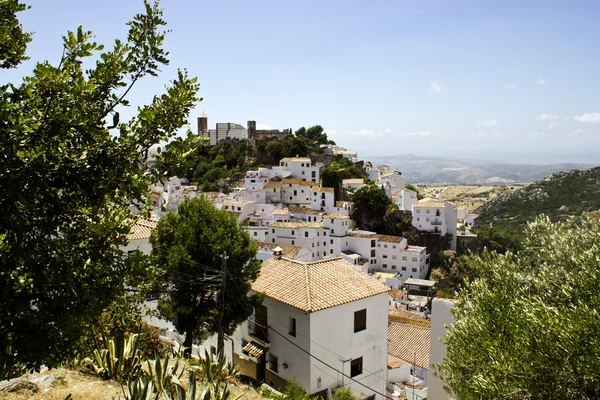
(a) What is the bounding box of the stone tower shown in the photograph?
[247,120,256,139]
[197,112,208,134]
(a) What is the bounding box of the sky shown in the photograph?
[3,0,600,162]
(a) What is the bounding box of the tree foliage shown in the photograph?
[150,196,262,356]
[0,1,199,369]
[404,184,423,200]
[0,0,31,69]
[436,216,600,399]
[321,156,367,201]
[351,184,391,231]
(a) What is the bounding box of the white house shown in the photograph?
[342,178,366,192]
[265,178,320,207]
[311,187,335,212]
[122,218,157,255]
[279,156,321,183]
[428,299,455,400]
[411,201,458,251]
[198,257,389,400]
[396,188,418,211]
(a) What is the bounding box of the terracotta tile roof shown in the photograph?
[413,202,447,208]
[336,201,354,208]
[273,208,289,215]
[265,182,282,190]
[280,157,312,163]
[243,342,265,357]
[387,322,431,370]
[388,355,410,369]
[168,176,179,181]
[127,218,158,241]
[288,206,322,215]
[374,234,404,243]
[256,242,304,259]
[281,178,319,187]
[313,187,334,193]
[323,213,350,220]
[253,257,389,313]
[270,221,323,229]
[150,192,162,200]
[342,178,365,185]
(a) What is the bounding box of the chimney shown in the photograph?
[272,246,284,260]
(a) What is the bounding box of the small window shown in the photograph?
[330,249,333,254]
[412,267,417,272]
[350,357,363,377]
[384,244,388,248]
[383,255,388,259]
[392,255,397,260]
[402,256,407,261]
[330,239,333,244]
[292,240,295,245]
[392,265,397,270]
[412,257,417,262]
[382,264,387,268]
[371,250,376,257]
[269,354,278,373]
[354,309,366,333]
[254,232,257,237]
[289,318,296,337]
[371,240,376,247]
[272,229,275,233]
[393,245,396,249]
[402,266,407,271]
[292,230,295,235]
[305,232,309,237]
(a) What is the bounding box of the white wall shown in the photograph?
[122,238,152,255]
[428,299,455,400]
[310,293,389,400]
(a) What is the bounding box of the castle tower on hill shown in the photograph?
[197,112,208,134]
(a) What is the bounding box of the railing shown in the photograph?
[431,220,442,226]
[247,318,270,344]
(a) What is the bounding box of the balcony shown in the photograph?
[247,318,270,346]
[431,220,443,226]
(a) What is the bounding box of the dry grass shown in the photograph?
[0,365,264,400]
[0,369,121,400]
[418,184,524,210]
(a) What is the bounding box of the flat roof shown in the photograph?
[404,278,437,288]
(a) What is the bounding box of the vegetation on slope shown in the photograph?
[477,166,600,233]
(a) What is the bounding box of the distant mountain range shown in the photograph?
[365,154,597,185]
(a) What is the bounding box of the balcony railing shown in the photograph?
[431,220,443,226]
[247,319,270,344]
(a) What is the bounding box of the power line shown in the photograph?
[223,266,392,400]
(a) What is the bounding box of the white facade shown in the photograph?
[412,202,458,251]
[311,188,335,212]
[279,157,321,183]
[428,299,455,400]
[342,179,366,192]
[265,179,320,207]
[396,188,418,211]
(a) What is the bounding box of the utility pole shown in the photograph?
[217,251,228,358]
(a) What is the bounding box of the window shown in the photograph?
[401,266,406,271]
[272,239,275,243]
[330,249,333,254]
[402,256,407,261]
[294,190,297,196]
[382,264,387,268]
[371,250,376,257]
[377,244,380,247]
[426,218,430,222]
[412,257,417,262]
[269,354,278,373]
[312,171,316,178]
[392,255,397,260]
[350,357,363,377]
[292,240,295,245]
[292,230,295,235]
[272,229,275,233]
[384,244,388,248]
[254,232,257,237]
[393,245,396,249]
[305,232,309,237]
[417,218,420,222]
[371,240,376,247]
[426,209,430,214]
[302,171,305,175]
[416,209,420,213]
[392,265,397,270]
[289,318,296,337]
[331,229,334,234]
[412,267,417,272]
[354,309,366,333]
[330,239,333,244]
[383,254,388,259]
[324,232,327,236]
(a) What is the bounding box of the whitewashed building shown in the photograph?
[279,156,322,183]
[342,178,366,192]
[396,188,418,211]
[411,201,458,251]
[198,257,389,400]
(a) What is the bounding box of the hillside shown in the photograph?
[477,166,600,232]
[367,154,595,184]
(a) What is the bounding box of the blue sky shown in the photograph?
[4,0,600,161]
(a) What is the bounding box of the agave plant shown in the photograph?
[189,350,239,389]
[84,332,143,382]
[119,378,155,400]
[146,352,185,398]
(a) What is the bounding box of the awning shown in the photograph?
[243,341,265,358]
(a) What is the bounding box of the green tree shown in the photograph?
[0,1,199,370]
[351,184,391,231]
[150,196,262,356]
[0,0,31,69]
[436,216,600,399]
